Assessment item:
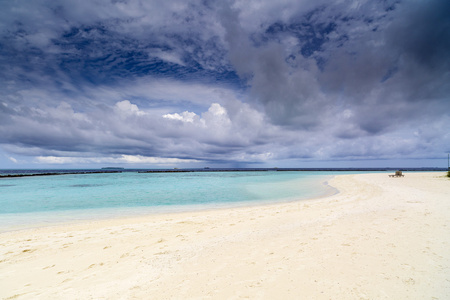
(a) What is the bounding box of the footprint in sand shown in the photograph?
[403,277,415,285]
[87,263,104,269]
[43,264,56,270]
[22,249,36,253]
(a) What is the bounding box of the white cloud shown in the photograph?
[163,111,198,123]
[117,155,199,164]
[149,49,185,66]
[235,152,274,162]
[35,156,80,164]
[114,100,146,116]
[201,103,231,130]
[35,155,199,165]
[163,103,231,128]
[207,103,227,116]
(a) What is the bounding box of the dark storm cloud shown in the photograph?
[222,0,450,131]
[0,0,449,166]
[0,1,238,89]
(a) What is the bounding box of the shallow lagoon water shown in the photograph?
[0,171,338,231]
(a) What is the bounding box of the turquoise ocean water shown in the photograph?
[0,171,338,231]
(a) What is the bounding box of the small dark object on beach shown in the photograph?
[389,170,404,177]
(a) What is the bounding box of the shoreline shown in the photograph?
[1,172,449,299]
[0,173,336,234]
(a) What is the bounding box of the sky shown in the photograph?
[0,0,449,169]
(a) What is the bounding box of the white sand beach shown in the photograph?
[1,172,449,299]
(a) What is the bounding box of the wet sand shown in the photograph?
[1,172,449,299]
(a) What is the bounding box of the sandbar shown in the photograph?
[1,172,449,299]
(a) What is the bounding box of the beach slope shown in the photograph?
[1,172,449,299]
